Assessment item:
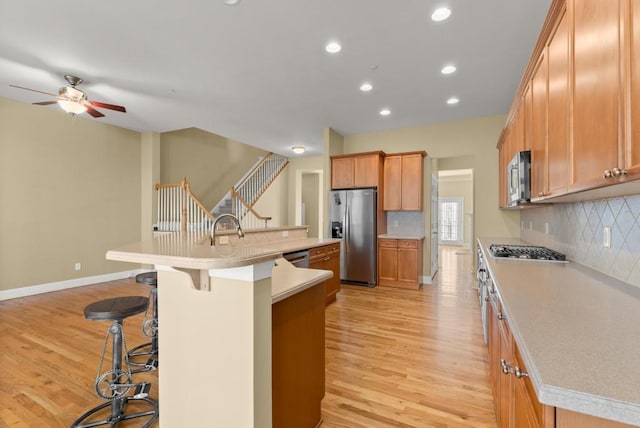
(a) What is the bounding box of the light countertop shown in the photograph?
[107,232,341,270]
[378,234,425,240]
[478,237,640,426]
[271,258,332,303]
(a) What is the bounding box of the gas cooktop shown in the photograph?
[488,244,567,262]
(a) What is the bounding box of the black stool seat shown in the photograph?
[84,296,149,321]
[136,271,157,287]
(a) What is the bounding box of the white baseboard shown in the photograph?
[421,268,438,285]
[0,269,146,301]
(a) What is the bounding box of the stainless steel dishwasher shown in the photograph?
[282,250,309,268]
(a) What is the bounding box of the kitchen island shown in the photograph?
[478,237,640,427]
[107,231,333,428]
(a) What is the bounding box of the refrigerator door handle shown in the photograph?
[345,202,350,254]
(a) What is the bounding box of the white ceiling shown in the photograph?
[0,0,551,157]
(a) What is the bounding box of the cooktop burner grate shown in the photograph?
[488,244,567,261]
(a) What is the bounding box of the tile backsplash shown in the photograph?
[520,194,640,287]
[386,211,425,236]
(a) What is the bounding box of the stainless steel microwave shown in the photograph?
[507,150,531,207]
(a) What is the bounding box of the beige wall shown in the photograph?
[160,127,267,209]
[343,115,521,276]
[0,97,142,292]
[286,156,324,230]
[301,173,320,237]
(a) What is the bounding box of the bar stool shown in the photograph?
[71,296,159,428]
[127,272,159,373]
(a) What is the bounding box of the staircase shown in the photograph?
[155,153,288,232]
[211,153,288,229]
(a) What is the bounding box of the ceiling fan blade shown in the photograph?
[89,100,126,113]
[33,100,59,106]
[9,84,58,97]
[81,101,105,118]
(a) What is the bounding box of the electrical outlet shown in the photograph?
[603,226,611,248]
[74,262,81,271]
[219,235,229,245]
[282,231,289,237]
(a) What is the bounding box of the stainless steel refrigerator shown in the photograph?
[329,188,377,287]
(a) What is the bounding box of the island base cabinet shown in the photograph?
[272,281,325,428]
[556,408,636,428]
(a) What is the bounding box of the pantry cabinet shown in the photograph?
[377,238,423,289]
[383,151,426,211]
[330,152,384,190]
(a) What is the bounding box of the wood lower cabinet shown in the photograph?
[556,408,636,428]
[309,243,341,304]
[272,280,325,428]
[378,238,423,289]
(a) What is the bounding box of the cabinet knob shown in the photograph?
[538,191,549,197]
[603,170,613,179]
[497,313,507,320]
[612,167,628,177]
[514,367,529,378]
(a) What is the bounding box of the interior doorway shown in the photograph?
[437,167,474,249]
[296,170,323,238]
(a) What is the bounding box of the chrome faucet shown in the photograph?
[210,214,245,246]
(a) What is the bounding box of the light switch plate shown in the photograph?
[603,226,611,248]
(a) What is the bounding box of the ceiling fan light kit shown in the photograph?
[9,74,126,119]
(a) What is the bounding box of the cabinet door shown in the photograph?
[497,313,513,428]
[547,6,570,196]
[626,0,640,179]
[488,299,500,404]
[325,246,341,304]
[354,154,379,188]
[383,156,402,210]
[401,154,423,210]
[378,240,397,284]
[331,157,354,189]
[570,0,621,191]
[498,142,508,208]
[530,51,549,200]
[397,240,418,285]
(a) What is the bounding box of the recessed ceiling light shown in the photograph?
[291,146,306,154]
[223,0,240,5]
[360,82,373,92]
[379,108,391,116]
[441,65,457,75]
[431,7,451,22]
[325,42,342,54]
[447,97,460,105]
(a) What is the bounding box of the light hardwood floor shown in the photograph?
[0,246,495,427]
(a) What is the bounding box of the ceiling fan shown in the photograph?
[9,74,126,118]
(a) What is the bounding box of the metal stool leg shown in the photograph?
[127,288,158,373]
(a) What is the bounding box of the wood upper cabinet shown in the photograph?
[383,151,426,211]
[570,0,622,191]
[331,152,384,190]
[530,51,549,201]
[378,238,423,289]
[624,0,640,180]
[546,5,570,197]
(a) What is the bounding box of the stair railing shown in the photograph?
[228,153,288,229]
[155,178,214,232]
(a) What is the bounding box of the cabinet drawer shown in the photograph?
[326,243,340,255]
[309,246,327,260]
[398,240,418,249]
[379,239,398,248]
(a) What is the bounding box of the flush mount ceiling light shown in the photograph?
[379,108,391,116]
[431,7,451,22]
[223,0,240,5]
[325,41,342,54]
[447,97,460,105]
[360,82,373,92]
[441,64,457,75]
[291,146,306,154]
